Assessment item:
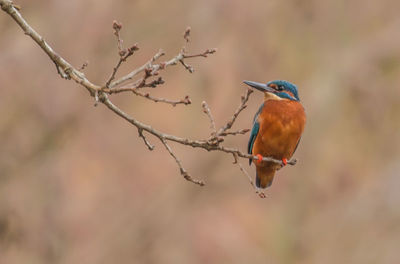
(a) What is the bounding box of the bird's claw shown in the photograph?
[256,154,263,164]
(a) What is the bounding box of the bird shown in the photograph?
[244,80,306,190]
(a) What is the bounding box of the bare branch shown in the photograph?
[101,95,295,167]
[0,1,296,193]
[217,88,253,135]
[131,89,191,106]
[102,76,161,95]
[238,162,267,198]
[183,48,217,59]
[179,59,194,73]
[105,77,191,107]
[104,21,141,88]
[138,128,154,151]
[105,43,139,88]
[178,49,217,74]
[143,76,165,88]
[232,153,266,198]
[94,90,99,107]
[112,20,124,54]
[107,26,217,88]
[237,162,254,187]
[232,153,253,186]
[161,139,205,186]
[109,49,165,88]
[201,101,217,136]
[219,128,250,137]
[0,0,100,95]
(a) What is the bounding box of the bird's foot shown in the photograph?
[256,154,263,164]
[277,158,288,170]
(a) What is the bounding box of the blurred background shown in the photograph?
[1,0,400,263]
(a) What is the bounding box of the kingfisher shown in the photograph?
[244,80,306,190]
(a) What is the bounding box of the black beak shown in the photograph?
[243,80,275,93]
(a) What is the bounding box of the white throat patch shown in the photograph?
[264,92,286,101]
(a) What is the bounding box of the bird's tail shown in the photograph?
[255,166,276,188]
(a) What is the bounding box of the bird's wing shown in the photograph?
[248,103,264,165]
[292,136,302,155]
[247,121,259,165]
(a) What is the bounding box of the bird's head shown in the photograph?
[243,80,300,101]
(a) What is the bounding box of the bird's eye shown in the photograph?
[278,85,284,91]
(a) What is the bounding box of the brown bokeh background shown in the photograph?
[1,0,400,263]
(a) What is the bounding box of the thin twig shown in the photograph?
[232,153,253,186]
[179,59,194,73]
[232,153,267,198]
[161,139,205,186]
[109,49,165,88]
[106,24,139,89]
[217,88,253,135]
[131,89,191,106]
[238,162,254,187]
[112,20,124,54]
[105,45,138,88]
[219,129,250,137]
[138,128,154,150]
[183,48,217,59]
[103,76,165,95]
[201,101,217,136]
[107,27,216,88]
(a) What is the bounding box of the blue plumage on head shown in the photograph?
[266,80,300,101]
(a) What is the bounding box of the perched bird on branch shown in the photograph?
[244,80,306,189]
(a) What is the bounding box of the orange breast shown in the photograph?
[252,100,306,162]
